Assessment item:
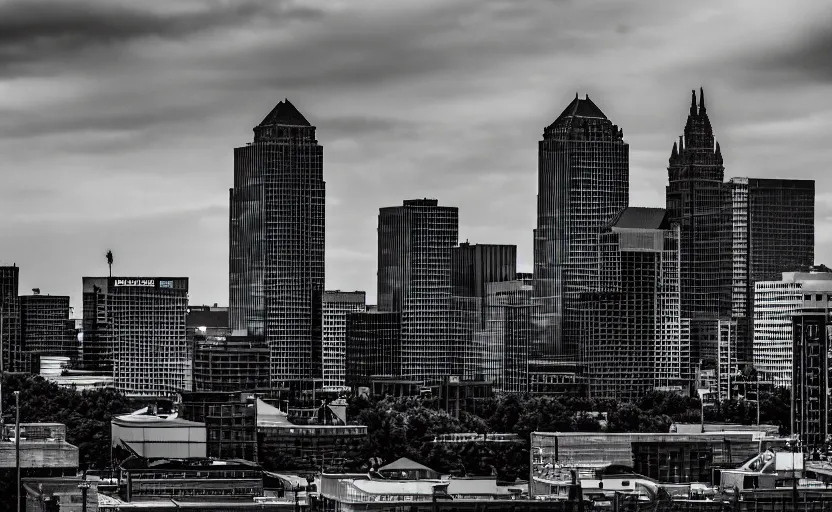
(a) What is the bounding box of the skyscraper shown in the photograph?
[20,293,73,362]
[0,265,21,373]
[83,277,189,397]
[377,199,459,383]
[322,290,366,390]
[533,94,629,364]
[666,90,731,314]
[729,177,815,360]
[579,207,687,400]
[229,99,325,392]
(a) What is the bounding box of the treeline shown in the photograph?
[343,388,792,480]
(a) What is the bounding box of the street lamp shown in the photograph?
[77,474,91,512]
[14,390,20,512]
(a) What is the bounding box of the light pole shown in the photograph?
[14,390,20,512]
[78,471,90,512]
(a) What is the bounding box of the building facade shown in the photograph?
[20,293,73,364]
[377,199,459,383]
[754,272,832,388]
[729,177,815,360]
[533,94,629,366]
[451,243,516,326]
[193,335,270,392]
[322,291,366,391]
[345,309,401,389]
[83,277,189,397]
[791,311,830,450]
[229,99,325,392]
[579,208,687,400]
[0,265,21,373]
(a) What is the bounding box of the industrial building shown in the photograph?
[229,99,326,394]
[322,291,366,391]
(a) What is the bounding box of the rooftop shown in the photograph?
[611,207,669,230]
[120,455,260,471]
[554,94,608,123]
[258,99,311,127]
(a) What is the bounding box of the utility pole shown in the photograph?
[14,390,20,512]
[78,471,90,512]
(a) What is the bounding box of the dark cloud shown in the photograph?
[0,0,324,74]
[749,26,832,84]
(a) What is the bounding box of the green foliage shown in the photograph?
[346,388,793,482]
[1,373,135,471]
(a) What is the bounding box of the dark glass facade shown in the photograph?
[730,177,815,361]
[178,391,259,462]
[193,335,270,392]
[20,294,73,360]
[792,311,829,450]
[0,266,21,373]
[450,243,516,305]
[344,310,400,388]
[229,99,325,390]
[377,199,458,383]
[533,94,629,363]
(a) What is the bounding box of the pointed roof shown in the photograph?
[378,457,436,474]
[258,98,311,127]
[612,207,670,230]
[554,93,608,123]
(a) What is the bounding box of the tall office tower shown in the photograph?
[378,199,459,383]
[792,311,830,450]
[480,276,537,393]
[344,308,401,389]
[450,243,517,380]
[533,94,629,365]
[578,208,687,401]
[81,279,113,373]
[754,272,832,388]
[322,291,366,390]
[20,293,73,364]
[229,99,325,392]
[666,89,731,366]
[729,177,815,360]
[83,277,189,397]
[0,266,21,373]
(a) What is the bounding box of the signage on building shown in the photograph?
[159,280,174,289]
[114,279,155,287]
[448,376,460,384]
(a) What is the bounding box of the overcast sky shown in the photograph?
[1,0,831,312]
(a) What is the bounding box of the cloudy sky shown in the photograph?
[1,0,831,311]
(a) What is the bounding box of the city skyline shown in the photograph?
[1,0,831,311]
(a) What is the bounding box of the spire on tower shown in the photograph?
[671,141,678,160]
[690,90,697,116]
[715,140,721,155]
[679,135,684,151]
[699,87,706,114]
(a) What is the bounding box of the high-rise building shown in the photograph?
[729,177,815,359]
[344,308,401,389]
[792,311,830,450]
[322,290,366,390]
[579,207,687,401]
[533,94,629,365]
[754,272,832,388]
[0,266,21,373]
[377,199,459,383]
[20,293,73,363]
[666,89,732,367]
[481,276,537,394]
[229,99,325,392]
[82,277,189,397]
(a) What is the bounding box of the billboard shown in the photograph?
[114,279,155,287]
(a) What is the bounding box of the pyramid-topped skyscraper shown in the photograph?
[229,99,325,394]
[532,93,629,391]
